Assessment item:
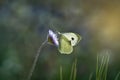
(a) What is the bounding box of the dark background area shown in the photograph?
[0,0,120,80]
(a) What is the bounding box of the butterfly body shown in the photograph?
[48,30,82,54]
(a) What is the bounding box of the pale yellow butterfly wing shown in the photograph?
[58,34,73,54]
[62,33,82,46]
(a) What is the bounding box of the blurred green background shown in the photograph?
[0,0,120,80]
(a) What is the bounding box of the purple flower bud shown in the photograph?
[48,30,59,46]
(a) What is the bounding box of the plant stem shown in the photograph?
[103,54,109,80]
[96,55,99,80]
[89,72,93,80]
[70,62,74,80]
[73,58,77,80]
[27,40,47,80]
[115,72,120,80]
[60,65,63,80]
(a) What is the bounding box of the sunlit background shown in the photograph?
[0,0,120,80]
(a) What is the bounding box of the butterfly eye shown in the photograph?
[71,37,74,40]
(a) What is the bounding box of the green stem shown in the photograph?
[89,72,93,80]
[96,55,99,80]
[70,62,74,80]
[60,65,63,80]
[73,58,77,80]
[27,40,47,80]
[115,72,120,80]
[103,54,109,80]
[98,55,105,80]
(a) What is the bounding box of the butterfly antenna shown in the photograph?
[49,24,61,34]
[27,40,47,80]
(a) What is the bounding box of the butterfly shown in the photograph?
[47,29,82,54]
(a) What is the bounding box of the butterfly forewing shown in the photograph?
[62,33,81,46]
[58,34,73,54]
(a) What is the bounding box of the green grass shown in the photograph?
[89,72,93,80]
[96,53,110,80]
[59,52,120,80]
[114,72,120,80]
[60,65,63,80]
[60,58,77,80]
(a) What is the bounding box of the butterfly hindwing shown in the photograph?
[58,34,73,54]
